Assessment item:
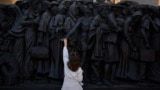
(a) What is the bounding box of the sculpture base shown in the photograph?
[0,80,160,90]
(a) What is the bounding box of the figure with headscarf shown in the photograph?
[123,5,154,81]
[8,4,25,78]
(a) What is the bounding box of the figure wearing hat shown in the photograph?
[88,4,110,85]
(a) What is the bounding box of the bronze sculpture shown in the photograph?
[0,0,160,87]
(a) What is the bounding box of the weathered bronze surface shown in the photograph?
[0,0,160,87]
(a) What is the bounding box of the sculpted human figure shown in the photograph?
[148,6,160,82]
[34,0,52,75]
[0,4,19,85]
[114,4,132,79]
[48,1,66,79]
[8,4,25,78]
[102,4,121,85]
[22,1,41,77]
[1,4,22,52]
[137,6,154,82]
[88,4,110,85]
[66,2,93,82]
[123,5,154,81]
[123,7,143,81]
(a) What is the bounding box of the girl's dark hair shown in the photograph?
[67,52,80,72]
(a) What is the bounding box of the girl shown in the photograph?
[61,38,83,90]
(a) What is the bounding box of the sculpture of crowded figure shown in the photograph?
[0,0,159,87]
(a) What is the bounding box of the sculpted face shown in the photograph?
[51,5,58,15]
[69,2,80,16]
[100,7,108,17]
[83,5,92,15]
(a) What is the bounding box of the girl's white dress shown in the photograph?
[61,47,83,90]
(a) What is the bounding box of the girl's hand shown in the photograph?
[60,38,67,41]
[61,38,67,47]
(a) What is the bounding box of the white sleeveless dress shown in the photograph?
[61,47,83,90]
